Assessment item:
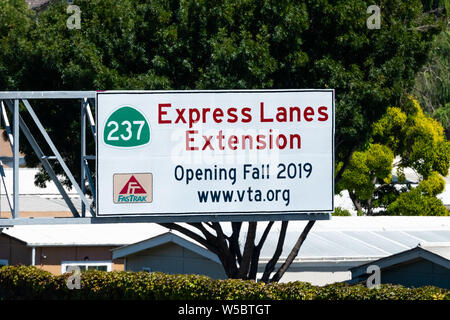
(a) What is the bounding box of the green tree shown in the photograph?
[337,97,450,215]
[0,0,445,281]
[332,207,352,216]
[413,0,449,137]
[0,0,35,90]
[388,172,448,216]
[337,143,395,215]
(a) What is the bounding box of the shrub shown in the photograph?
[332,207,352,216]
[0,266,449,300]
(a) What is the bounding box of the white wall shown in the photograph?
[0,168,78,195]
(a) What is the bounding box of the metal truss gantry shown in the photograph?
[0,91,96,226]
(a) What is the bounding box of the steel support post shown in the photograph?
[12,99,19,218]
[81,99,87,217]
[1,101,14,150]
[84,159,96,204]
[86,101,96,139]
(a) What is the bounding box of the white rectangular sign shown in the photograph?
[96,90,334,220]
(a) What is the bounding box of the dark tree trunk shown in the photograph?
[228,222,242,265]
[270,220,315,282]
[260,221,289,283]
[349,191,364,212]
[248,221,274,280]
[159,219,316,282]
[334,146,357,185]
[237,222,257,279]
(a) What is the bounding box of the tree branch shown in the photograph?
[228,222,242,265]
[260,221,288,283]
[191,222,240,278]
[349,191,364,212]
[237,222,257,279]
[335,146,357,185]
[374,183,389,193]
[188,223,217,243]
[422,8,443,16]
[248,221,274,280]
[158,223,217,253]
[409,24,440,32]
[204,222,215,229]
[256,221,274,249]
[271,220,316,282]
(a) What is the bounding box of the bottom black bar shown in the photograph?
[1,300,448,319]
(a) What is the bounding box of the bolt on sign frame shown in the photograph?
[0,91,332,227]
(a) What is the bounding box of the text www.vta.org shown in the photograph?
[197,187,290,206]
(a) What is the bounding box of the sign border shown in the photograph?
[95,89,334,221]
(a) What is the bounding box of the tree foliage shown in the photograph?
[414,31,450,134]
[413,5,449,138]
[388,172,448,216]
[373,98,450,178]
[0,0,35,90]
[338,97,450,215]
[0,0,445,280]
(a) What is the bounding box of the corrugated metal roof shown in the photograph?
[1,223,168,246]
[2,217,450,261]
[256,217,450,259]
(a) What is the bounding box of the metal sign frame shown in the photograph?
[0,91,332,226]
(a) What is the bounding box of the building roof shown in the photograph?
[255,217,450,261]
[1,223,169,247]
[420,243,450,260]
[349,243,450,281]
[112,231,221,264]
[2,217,450,263]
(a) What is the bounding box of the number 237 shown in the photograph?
[106,120,145,141]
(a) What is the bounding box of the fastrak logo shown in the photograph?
[118,176,147,202]
[113,173,153,204]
